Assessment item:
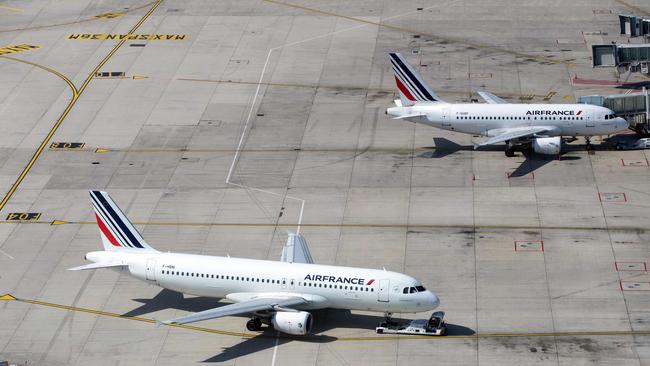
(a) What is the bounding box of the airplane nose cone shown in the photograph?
[621,118,630,129]
[429,291,440,309]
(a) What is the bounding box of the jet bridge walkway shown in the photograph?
[578,90,650,134]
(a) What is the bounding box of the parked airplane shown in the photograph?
[386,53,629,156]
[69,191,440,335]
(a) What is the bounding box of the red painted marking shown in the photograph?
[615,261,647,272]
[571,74,648,87]
[576,110,582,115]
[394,76,416,101]
[95,213,121,247]
[514,240,544,252]
[366,279,375,286]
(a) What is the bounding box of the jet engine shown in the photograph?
[271,311,313,335]
[532,137,561,155]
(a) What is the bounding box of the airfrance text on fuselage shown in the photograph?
[525,110,582,116]
[304,274,374,285]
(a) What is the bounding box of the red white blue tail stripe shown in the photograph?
[389,52,442,104]
[90,191,156,251]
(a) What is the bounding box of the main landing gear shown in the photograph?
[504,140,516,157]
[246,317,262,331]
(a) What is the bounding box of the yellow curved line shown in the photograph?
[0,55,79,96]
[11,296,650,342]
[0,0,163,212]
[0,1,158,34]
[0,56,79,211]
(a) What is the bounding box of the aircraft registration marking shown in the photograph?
[50,142,85,149]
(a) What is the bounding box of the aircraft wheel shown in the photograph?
[246,318,262,331]
[505,148,515,157]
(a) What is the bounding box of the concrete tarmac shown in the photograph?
[0,0,649,365]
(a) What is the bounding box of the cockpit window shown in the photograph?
[416,285,426,292]
[403,287,408,294]
[409,287,417,293]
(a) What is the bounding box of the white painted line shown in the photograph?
[270,331,280,366]
[222,6,457,365]
[0,248,14,259]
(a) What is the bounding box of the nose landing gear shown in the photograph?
[585,137,594,151]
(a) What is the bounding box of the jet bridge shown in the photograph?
[619,14,650,38]
[578,90,650,133]
[592,43,650,73]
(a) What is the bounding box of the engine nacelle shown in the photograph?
[271,311,313,335]
[532,136,561,155]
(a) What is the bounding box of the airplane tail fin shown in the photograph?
[89,191,158,253]
[389,52,443,106]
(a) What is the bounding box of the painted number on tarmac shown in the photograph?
[6,213,41,221]
[50,142,84,149]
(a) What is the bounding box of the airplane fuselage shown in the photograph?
[87,250,438,314]
[387,102,628,138]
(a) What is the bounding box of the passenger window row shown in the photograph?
[161,270,376,292]
[162,270,284,284]
[457,116,584,120]
[299,282,374,292]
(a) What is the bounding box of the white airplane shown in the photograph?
[386,53,629,156]
[69,191,440,335]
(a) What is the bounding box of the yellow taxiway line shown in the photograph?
[177,77,556,101]
[58,147,424,153]
[0,219,646,234]
[2,293,649,341]
[263,0,563,65]
[0,5,23,12]
[0,0,163,212]
[0,1,158,33]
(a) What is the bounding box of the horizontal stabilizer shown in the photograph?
[67,261,125,271]
[392,113,424,120]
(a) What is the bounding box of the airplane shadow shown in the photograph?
[420,137,582,178]
[123,289,475,363]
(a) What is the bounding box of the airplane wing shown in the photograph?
[477,91,508,104]
[280,233,314,264]
[161,296,307,325]
[67,261,126,271]
[475,126,554,148]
